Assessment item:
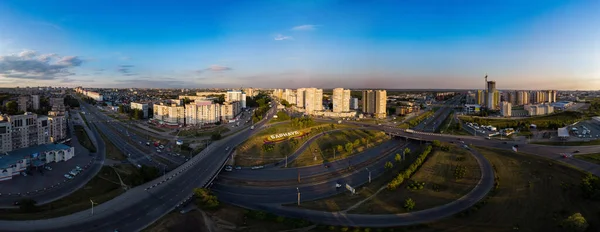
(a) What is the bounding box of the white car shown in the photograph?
[156,149,161,153]
[69,170,78,176]
[64,174,73,179]
[159,145,165,149]
[45,166,52,171]
[335,183,342,188]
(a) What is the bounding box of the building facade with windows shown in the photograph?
[362,90,387,118]
[332,88,351,113]
[185,101,221,125]
[130,102,149,118]
[0,144,74,182]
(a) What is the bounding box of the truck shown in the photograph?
[406,129,414,133]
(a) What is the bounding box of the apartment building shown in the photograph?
[296,88,306,108]
[517,91,529,105]
[18,96,30,112]
[130,102,149,118]
[362,90,387,118]
[243,88,256,97]
[350,98,359,110]
[332,88,351,113]
[153,103,185,125]
[525,104,554,116]
[475,90,485,105]
[32,95,40,110]
[303,88,323,115]
[50,97,66,112]
[220,101,241,121]
[0,112,67,153]
[500,101,512,117]
[185,101,221,125]
[75,87,104,101]
[226,90,246,108]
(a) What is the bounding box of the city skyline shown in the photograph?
[0,0,599,89]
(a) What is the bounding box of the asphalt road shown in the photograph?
[0,103,279,232]
[213,142,416,204]
[217,145,494,228]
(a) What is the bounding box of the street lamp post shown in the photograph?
[366,168,371,183]
[90,199,97,215]
[296,187,301,206]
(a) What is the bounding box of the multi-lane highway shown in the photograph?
[0,102,279,232]
[1,99,599,231]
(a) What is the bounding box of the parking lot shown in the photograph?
[568,120,600,140]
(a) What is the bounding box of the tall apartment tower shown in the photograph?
[296,88,306,108]
[500,101,512,117]
[32,95,40,110]
[332,88,351,112]
[362,90,387,118]
[517,91,529,105]
[303,88,323,115]
[18,96,30,112]
[475,90,485,105]
[486,81,498,109]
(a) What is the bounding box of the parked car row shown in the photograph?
[65,166,83,180]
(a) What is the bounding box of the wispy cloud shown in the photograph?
[274,34,293,41]
[205,65,232,72]
[291,25,319,31]
[117,65,136,76]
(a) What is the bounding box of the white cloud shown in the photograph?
[207,65,232,71]
[274,34,293,41]
[291,25,318,31]
[0,50,83,80]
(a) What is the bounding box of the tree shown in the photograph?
[353,139,361,147]
[384,161,394,169]
[395,153,402,162]
[5,101,17,115]
[211,133,222,140]
[336,145,344,153]
[18,198,37,213]
[183,97,192,104]
[431,140,441,147]
[561,213,588,232]
[404,148,411,155]
[214,94,226,104]
[403,198,415,211]
[118,105,125,113]
[281,99,290,107]
[344,143,353,153]
[194,188,220,210]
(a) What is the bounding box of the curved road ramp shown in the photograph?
[222,147,495,228]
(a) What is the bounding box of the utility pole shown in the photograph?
[296,187,301,206]
[297,170,300,183]
[285,155,288,168]
[366,168,371,183]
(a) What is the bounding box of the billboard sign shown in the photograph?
[264,131,306,143]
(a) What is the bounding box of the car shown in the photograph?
[159,145,165,149]
[13,201,20,206]
[503,142,507,144]
[574,150,580,153]
[64,174,73,179]
[21,172,27,177]
[136,164,142,168]
[44,166,52,171]
[224,165,233,172]
[485,137,491,140]
[156,149,162,153]
[235,166,242,170]
[146,142,150,146]
[225,147,230,151]
[75,166,82,171]
[335,183,342,188]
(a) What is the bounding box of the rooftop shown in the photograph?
[0,143,71,168]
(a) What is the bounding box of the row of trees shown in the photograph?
[387,146,433,190]
[580,172,600,200]
[460,111,583,130]
[118,105,145,120]
[290,117,315,129]
[407,111,435,127]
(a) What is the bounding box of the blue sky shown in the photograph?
[0,0,598,90]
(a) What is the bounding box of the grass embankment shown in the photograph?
[0,167,125,220]
[420,147,600,232]
[297,146,427,212]
[235,119,352,167]
[439,111,471,135]
[175,126,231,137]
[74,125,96,153]
[574,153,600,165]
[349,145,480,214]
[459,111,583,130]
[291,129,389,167]
[532,140,600,146]
[94,125,127,160]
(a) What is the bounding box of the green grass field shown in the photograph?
[74,125,96,153]
[291,129,389,167]
[574,153,600,165]
[234,122,334,166]
[532,140,600,146]
[95,124,127,160]
[459,111,583,130]
[418,147,600,232]
[349,146,480,214]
